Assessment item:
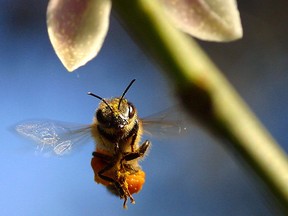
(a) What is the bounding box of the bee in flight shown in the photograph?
[15,79,186,208]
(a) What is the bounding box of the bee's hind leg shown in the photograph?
[92,151,134,208]
[92,153,126,199]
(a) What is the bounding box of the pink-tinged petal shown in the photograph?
[160,0,243,42]
[47,0,112,71]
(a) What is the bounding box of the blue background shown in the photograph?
[1,1,288,215]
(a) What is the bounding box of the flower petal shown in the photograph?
[47,0,112,71]
[160,0,243,42]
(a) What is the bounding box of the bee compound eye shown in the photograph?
[128,103,135,118]
[96,109,106,124]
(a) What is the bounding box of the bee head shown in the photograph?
[88,79,137,130]
[96,98,136,129]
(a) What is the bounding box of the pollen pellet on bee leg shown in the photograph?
[126,170,146,194]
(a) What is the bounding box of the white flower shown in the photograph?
[47,0,242,72]
[160,0,242,42]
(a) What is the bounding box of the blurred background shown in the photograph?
[1,0,288,215]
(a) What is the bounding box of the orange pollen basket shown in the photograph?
[126,170,145,194]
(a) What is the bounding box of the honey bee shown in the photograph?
[15,79,186,208]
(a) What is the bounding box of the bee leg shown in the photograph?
[92,152,133,207]
[98,162,128,199]
[118,175,135,208]
[92,153,124,193]
[123,197,128,209]
[129,121,140,152]
[92,151,112,162]
[118,141,151,207]
[122,140,151,162]
[121,190,135,209]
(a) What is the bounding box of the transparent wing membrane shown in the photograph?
[15,120,92,156]
[142,107,189,137]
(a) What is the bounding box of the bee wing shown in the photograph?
[15,120,92,156]
[141,107,189,137]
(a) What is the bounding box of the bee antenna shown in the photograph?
[118,79,136,109]
[87,92,113,112]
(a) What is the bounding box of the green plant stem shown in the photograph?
[113,0,288,211]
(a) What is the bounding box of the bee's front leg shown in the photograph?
[129,120,140,152]
[122,140,151,162]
